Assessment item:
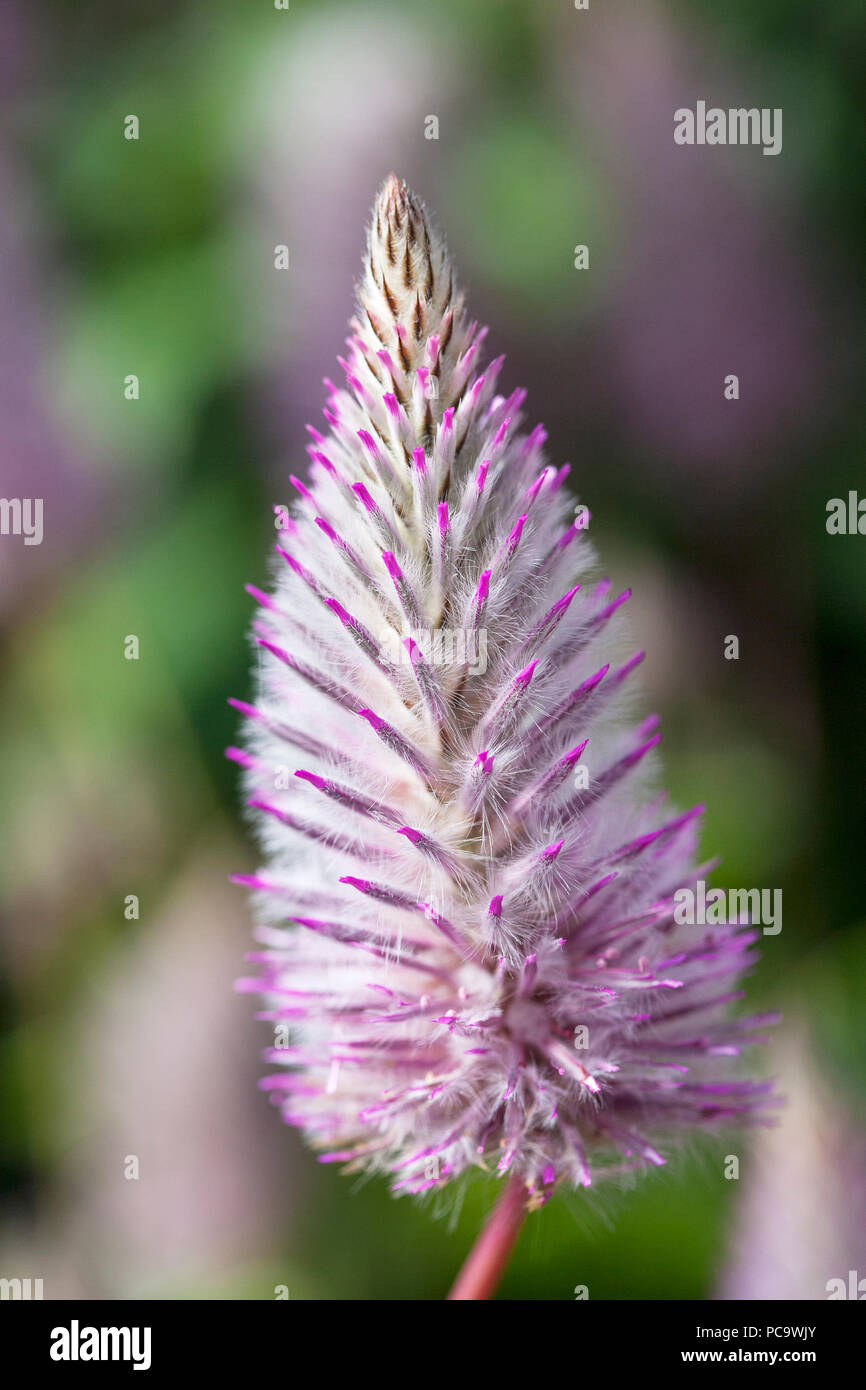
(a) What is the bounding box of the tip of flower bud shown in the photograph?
[375,172,422,229]
[397,825,424,845]
[379,170,406,204]
[357,708,387,733]
[225,745,255,770]
[295,769,326,790]
[364,174,455,347]
[515,659,539,689]
[540,840,565,862]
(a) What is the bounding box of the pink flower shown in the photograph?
[231,176,775,1205]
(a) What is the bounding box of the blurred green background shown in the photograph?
[1,0,865,1299]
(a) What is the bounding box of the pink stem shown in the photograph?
[447,1175,529,1301]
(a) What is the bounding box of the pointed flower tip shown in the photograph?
[565,740,589,764]
[312,450,336,475]
[357,429,379,459]
[618,650,646,678]
[554,585,580,613]
[358,707,386,733]
[227,696,256,716]
[377,170,413,212]
[340,875,367,892]
[397,825,423,845]
[244,583,273,609]
[295,769,325,789]
[352,482,375,510]
[516,659,539,687]
[541,840,565,861]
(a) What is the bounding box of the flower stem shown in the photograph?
[447,1175,529,1301]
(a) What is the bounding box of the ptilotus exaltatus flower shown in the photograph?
[230,175,774,1278]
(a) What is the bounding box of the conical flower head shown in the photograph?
[232,175,774,1200]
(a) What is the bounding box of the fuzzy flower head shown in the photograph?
[231,175,774,1202]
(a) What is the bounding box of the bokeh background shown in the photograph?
[2,0,865,1300]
